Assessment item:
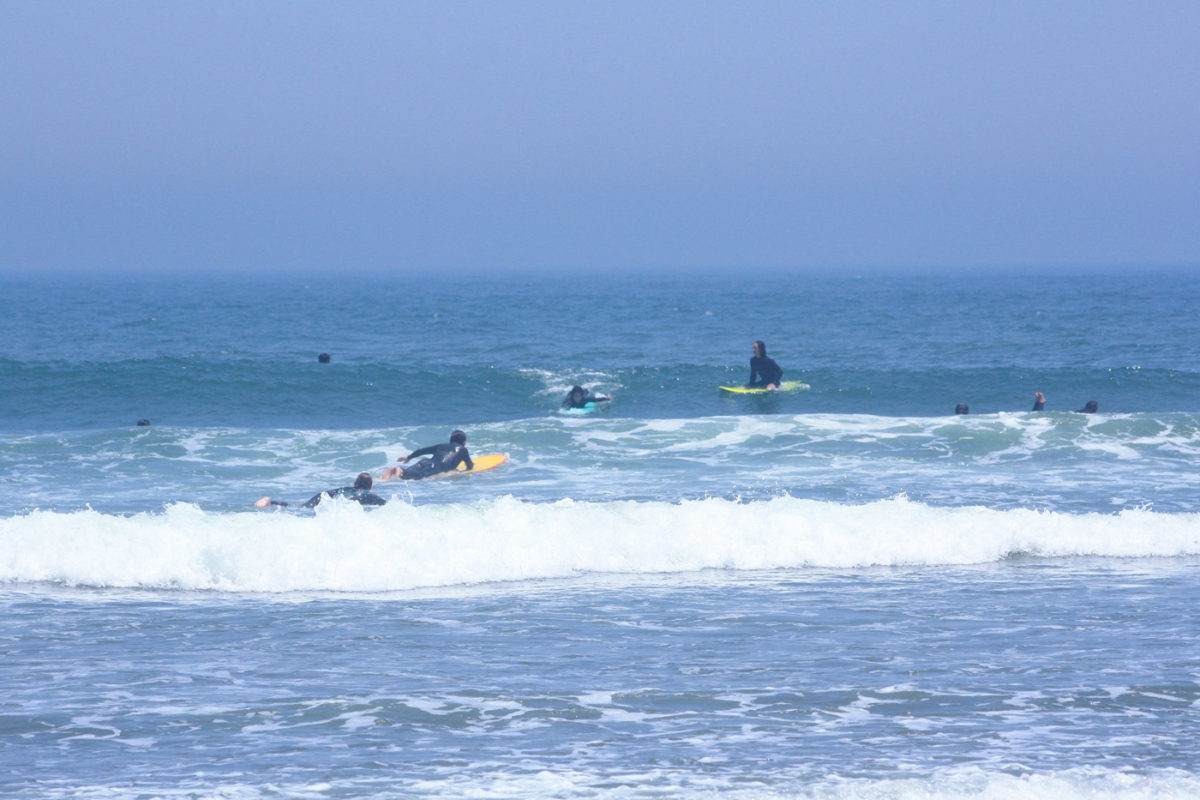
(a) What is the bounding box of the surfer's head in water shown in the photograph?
[955,403,969,415]
[354,472,373,490]
[1077,400,1099,413]
[450,430,467,446]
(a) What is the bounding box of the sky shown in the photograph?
[1,1,1198,276]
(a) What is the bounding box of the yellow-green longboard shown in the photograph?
[719,380,809,394]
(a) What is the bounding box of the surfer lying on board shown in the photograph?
[748,340,784,389]
[381,430,474,480]
[254,472,386,508]
[562,385,611,409]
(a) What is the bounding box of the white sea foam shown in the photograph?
[3,496,1200,594]
[520,367,622,400]
[769,770,1200,800]
[48,767,1199,800]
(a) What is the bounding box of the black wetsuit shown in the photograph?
[268,487,387,508]
[562,392,609,409]
[1033,399,1045,411]
[400,443,473,480]
[748,356,783,387]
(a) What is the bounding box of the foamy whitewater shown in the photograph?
[5,497,1200,593]
[3,271,1200,798]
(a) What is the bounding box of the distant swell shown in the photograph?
[3,497,1199,593]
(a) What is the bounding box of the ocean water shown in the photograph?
[3,270,1200,799]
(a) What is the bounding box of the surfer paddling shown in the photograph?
[381,430,474,480]
[254,472,385,508]
[562,385,611,409]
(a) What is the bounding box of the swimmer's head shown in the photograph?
[354,472,373,490]
[318,353,331,363]
[753,340,766,358]
[569,385,585,400]
[450,430,467,445]
[1078,400,1098,413]
[136,419,151,426]
[955,403,969,415]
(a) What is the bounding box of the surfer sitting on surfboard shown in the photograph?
[562,385,611,409]
[254,472,386,508]
[748,340,783,390]
[381,430,474,480]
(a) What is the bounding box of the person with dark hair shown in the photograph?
[381,430,474,480]
[1032,392,1046,411]
[318,353,331,363]
[255,472,385,508]
[748,340,783,389]
[955,403,969,415]
[562,385,611,409]
[1076,400,1099,413]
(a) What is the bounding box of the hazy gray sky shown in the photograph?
[2,1,1197,276]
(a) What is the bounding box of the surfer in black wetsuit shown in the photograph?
[748,340,783,389]
[1033,391,1046,411]
[254,472,386,508]
[381,430,474,480]
[562,385,611,409]
[1076,400,1099,413]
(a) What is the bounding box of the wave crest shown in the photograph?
[3,496,1199,593]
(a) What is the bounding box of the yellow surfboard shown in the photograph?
[434,452,509,477]
[718,380,809,394]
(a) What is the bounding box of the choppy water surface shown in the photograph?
[5,563,1200,799]
[3,270,1200,798]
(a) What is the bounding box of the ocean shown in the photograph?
[2,269,1200,799]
